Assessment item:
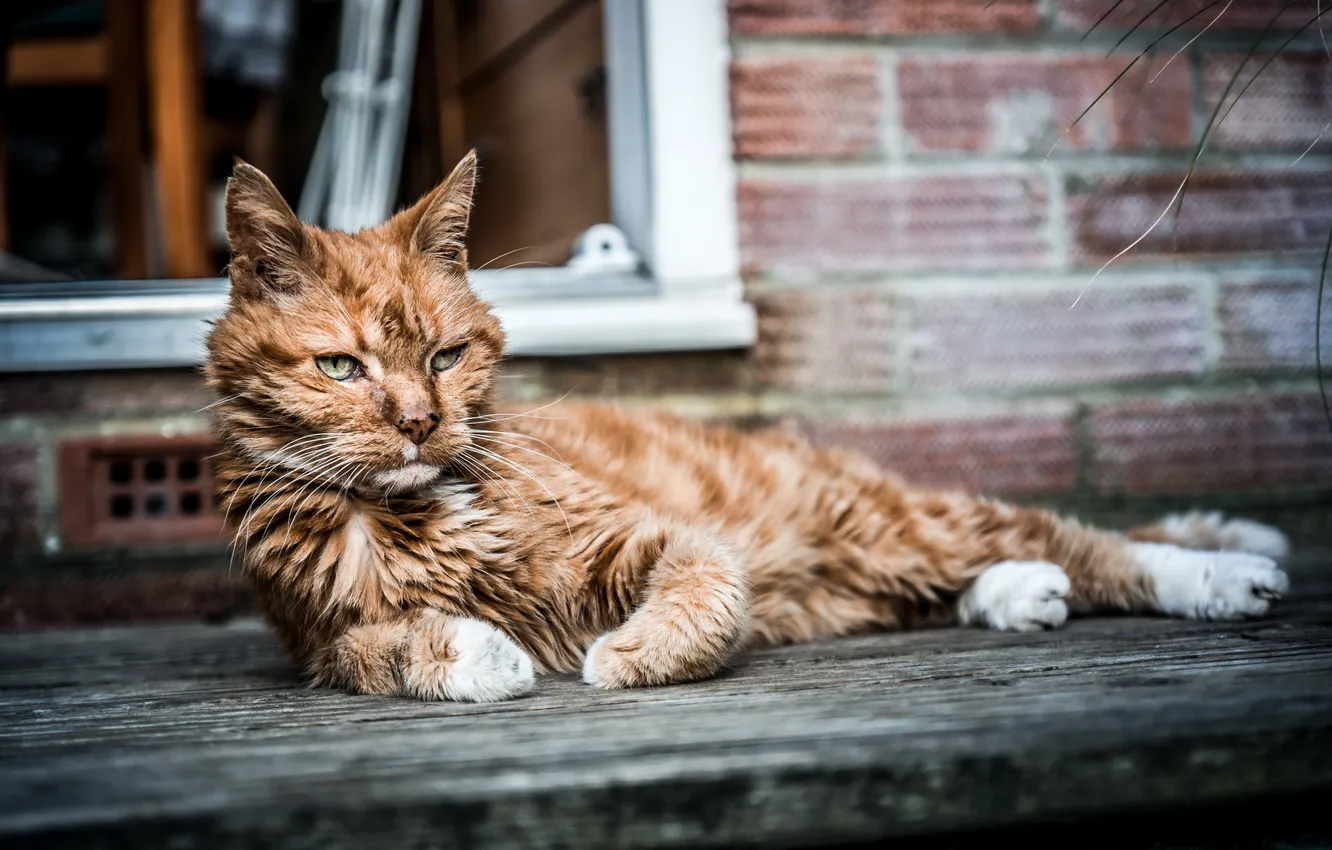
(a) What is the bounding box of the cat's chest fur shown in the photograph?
[329,511,387,612]
[321,480,529,615]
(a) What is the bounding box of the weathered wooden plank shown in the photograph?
[0,568,1329,849]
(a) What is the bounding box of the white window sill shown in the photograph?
[0,273,756,372]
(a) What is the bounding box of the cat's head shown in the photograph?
[205,151,505,495]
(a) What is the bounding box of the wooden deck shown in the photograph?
[2,560,1330,849]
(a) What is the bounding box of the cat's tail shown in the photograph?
[1124,510,1290,560]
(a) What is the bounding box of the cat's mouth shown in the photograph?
[369,462,441,494]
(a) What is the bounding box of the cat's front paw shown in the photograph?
[958,560,1071,632]
[402,614,534,702]
[581,635,616,688]
[1130,543,1290,620]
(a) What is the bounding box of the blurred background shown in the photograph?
[0,0,1329,627]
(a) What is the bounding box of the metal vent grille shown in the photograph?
[59,436,225,547]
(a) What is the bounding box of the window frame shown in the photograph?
[0,0,753,372]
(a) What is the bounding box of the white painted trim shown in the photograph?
[604,0,743,292]
[603,0,653,264]
[641,0,742,291]
[0,277,756,372]
[496,292,755,357]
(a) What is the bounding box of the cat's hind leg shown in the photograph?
[954,507,1289,627]
[581,518,750,689]
[1123,542,1289,621]
[955,544,1288,631]
[313,609,535,702]
[1125,510,1290,560]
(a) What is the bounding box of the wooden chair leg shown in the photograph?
[107,0,149,278]
[146,0,210,279]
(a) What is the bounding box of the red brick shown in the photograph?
[804,408,1079,495]
[910,284,1204,389]
[0,370,211,416]
[739,175,1049,273]
[512,353,753,398]
[1204,53,1332,150]
[1219,278,1328,374]
[1057,0,1314,31]
[732,57,881,159]
[0,570,251,629]
[729,0,1042,36]
[1090,393,1332,493]
[899,54,1192,155]
[1068,171,1332,261]
[0,443,41,551]
[753,289,895,392]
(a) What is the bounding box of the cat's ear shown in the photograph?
[406,149,478,269]
[225,160,310,300]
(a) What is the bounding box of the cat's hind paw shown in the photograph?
[1158,511,1290,559]
[1130,543,1289,620]
[402,614,534,702]
[958,560,1071,632]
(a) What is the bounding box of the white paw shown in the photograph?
[958,561,1071,632]
[1214,519,1290,560]
[581,635,608,687]
[1130,543,1290,621]
[1160,511,1290,559]
[405,617,534,702]
[446,619,535,702]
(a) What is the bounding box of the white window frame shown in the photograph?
[0,0,754,372]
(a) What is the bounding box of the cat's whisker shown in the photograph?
[256,458,350,559]
[226,451,303,553]
[465,392,573,424]
[468,412,566,423]
[280,455,365,552]
[455,452,535,519]
[246,437,350,490]
[248,468,325,560]
[342,462,372,497]
[467,426,568,456]
[470,433,583,481]
[281,444,355,481]
[1290,122,1331,167]
[457,444,537,516]
[1149,0,1232,84]
[490,260,555,273]
[467,427,565,455]
[194,395,239,414]
[465,444,573,541]
[472,245,538,272]
[234,473,294,568]
[233,432,344,477]
[231,438,347,563]
[231,443,342,528]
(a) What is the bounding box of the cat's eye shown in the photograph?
[316,354,361,381]
[431,346,466,372]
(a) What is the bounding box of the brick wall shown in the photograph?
[2,0,1331,623]
[731,0,1332,503]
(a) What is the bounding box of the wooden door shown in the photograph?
[434,0,610,270]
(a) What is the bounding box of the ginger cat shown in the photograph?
[206,152,1291,702]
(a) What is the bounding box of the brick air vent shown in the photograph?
[59,436,225,547]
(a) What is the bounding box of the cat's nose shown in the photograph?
[396,411,439,445]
